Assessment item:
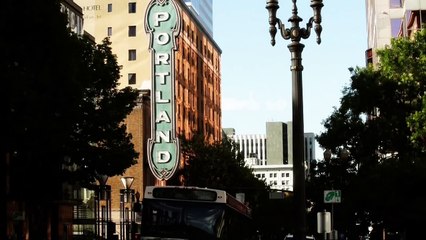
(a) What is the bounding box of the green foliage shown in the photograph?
[169,134,272,235]
[313,29,426,237]
[2,0,139,198]
[408,96,426,148]
[171,134,268,201]
[65,37,139,184]
[172,134,268,208]
[378,30,426,151]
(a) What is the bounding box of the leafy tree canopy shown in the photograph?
[169,134,273,235]
[312,29,426,238]
[170,134,269,203]
[1,0,139,199]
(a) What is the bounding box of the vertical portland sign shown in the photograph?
[145,0,181,180]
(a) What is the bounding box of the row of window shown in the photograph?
[256,172,290,178]
[269,180,290,186]
[107,2,136,13]
[390,10,426,38]
[107,26,136,37]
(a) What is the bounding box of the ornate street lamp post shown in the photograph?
[265,1,323,239]
[120,177,135,240]
[95,175,112,239]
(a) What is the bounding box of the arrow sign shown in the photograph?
[324,190,341,203]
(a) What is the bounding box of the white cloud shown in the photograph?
[265,98,288,112]
[222,97,259,111]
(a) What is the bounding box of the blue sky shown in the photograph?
[213,1,367,159]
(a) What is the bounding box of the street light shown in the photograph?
[120,177,135,240]
[266,0,323,239]
[95,174,112,239]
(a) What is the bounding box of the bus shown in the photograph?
[140,186,258,240]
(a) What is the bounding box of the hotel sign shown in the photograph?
[145,0,181,180]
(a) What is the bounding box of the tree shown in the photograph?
[2,0,139,239]
[64,37,139,184]
[170,134,268,203]
[169,134,271,233]
[313,29,426,238]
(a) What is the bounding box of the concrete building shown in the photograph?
[266,122,288,165]
[232,133,267,165]
[225,122,316,191]
[366,0,426,64]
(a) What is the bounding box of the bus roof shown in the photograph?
[144,186,251,217]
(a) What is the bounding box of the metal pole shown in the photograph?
[289,41,306,240]
[266,1,323,239]
[331,202,334,234]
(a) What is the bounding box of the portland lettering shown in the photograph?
[145,0,181,181]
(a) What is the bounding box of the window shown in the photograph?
[269,173,273,178]
[107,3,112,12]
[107,27,112,36]
[128,73,136,85]
[128,26,136,37]
[128,49,136,61]
[391,18,403,37]
[129,2,136,13]
[390,0,402,8]
[286,173,290,177]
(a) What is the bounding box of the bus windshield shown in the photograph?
[140,186,257,240]
[142,199,227,239]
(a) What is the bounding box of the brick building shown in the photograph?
[74,0,222,236]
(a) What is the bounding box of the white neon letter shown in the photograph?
[156,91,170,103]
[156,33,170,45]
[157,151,171,163]
[156,130,171,143]
[155,72,170,84]
[156,110,171,123]
[154,12,170,27]
[155,53,170,65]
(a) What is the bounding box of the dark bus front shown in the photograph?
[140,198,255,240]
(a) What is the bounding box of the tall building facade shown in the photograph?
[74,0,221,235]
[366,0,426,64]
[225,122,316,191]
[184,0,213,36]
[266,122,288,165]
[75,0,221,141]
[233,133,267,165]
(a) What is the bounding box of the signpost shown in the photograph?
[323,190,341,240]
[145,0,181,181]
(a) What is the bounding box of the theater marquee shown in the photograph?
[145,0,181,180]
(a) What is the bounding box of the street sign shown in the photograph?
[324,190,341,203]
